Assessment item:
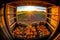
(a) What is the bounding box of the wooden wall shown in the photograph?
[50,6,59,30]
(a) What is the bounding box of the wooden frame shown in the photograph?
[54,33,60,40]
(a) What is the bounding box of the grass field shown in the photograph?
[17,11,46,24]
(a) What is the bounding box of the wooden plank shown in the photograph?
[10,22,16,28]
[47,22,55,31]
[9,17,16,21]
[54,33,60,40]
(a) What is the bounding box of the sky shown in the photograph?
[17,6,46,12]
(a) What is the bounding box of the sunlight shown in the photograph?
[22,6,37,16]
[17,6,46,12]
[26,11,33,16]
[24,6,36,11]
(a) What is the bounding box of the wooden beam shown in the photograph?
[7,1,55,7]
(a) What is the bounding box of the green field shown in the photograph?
[17,11,46,24]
